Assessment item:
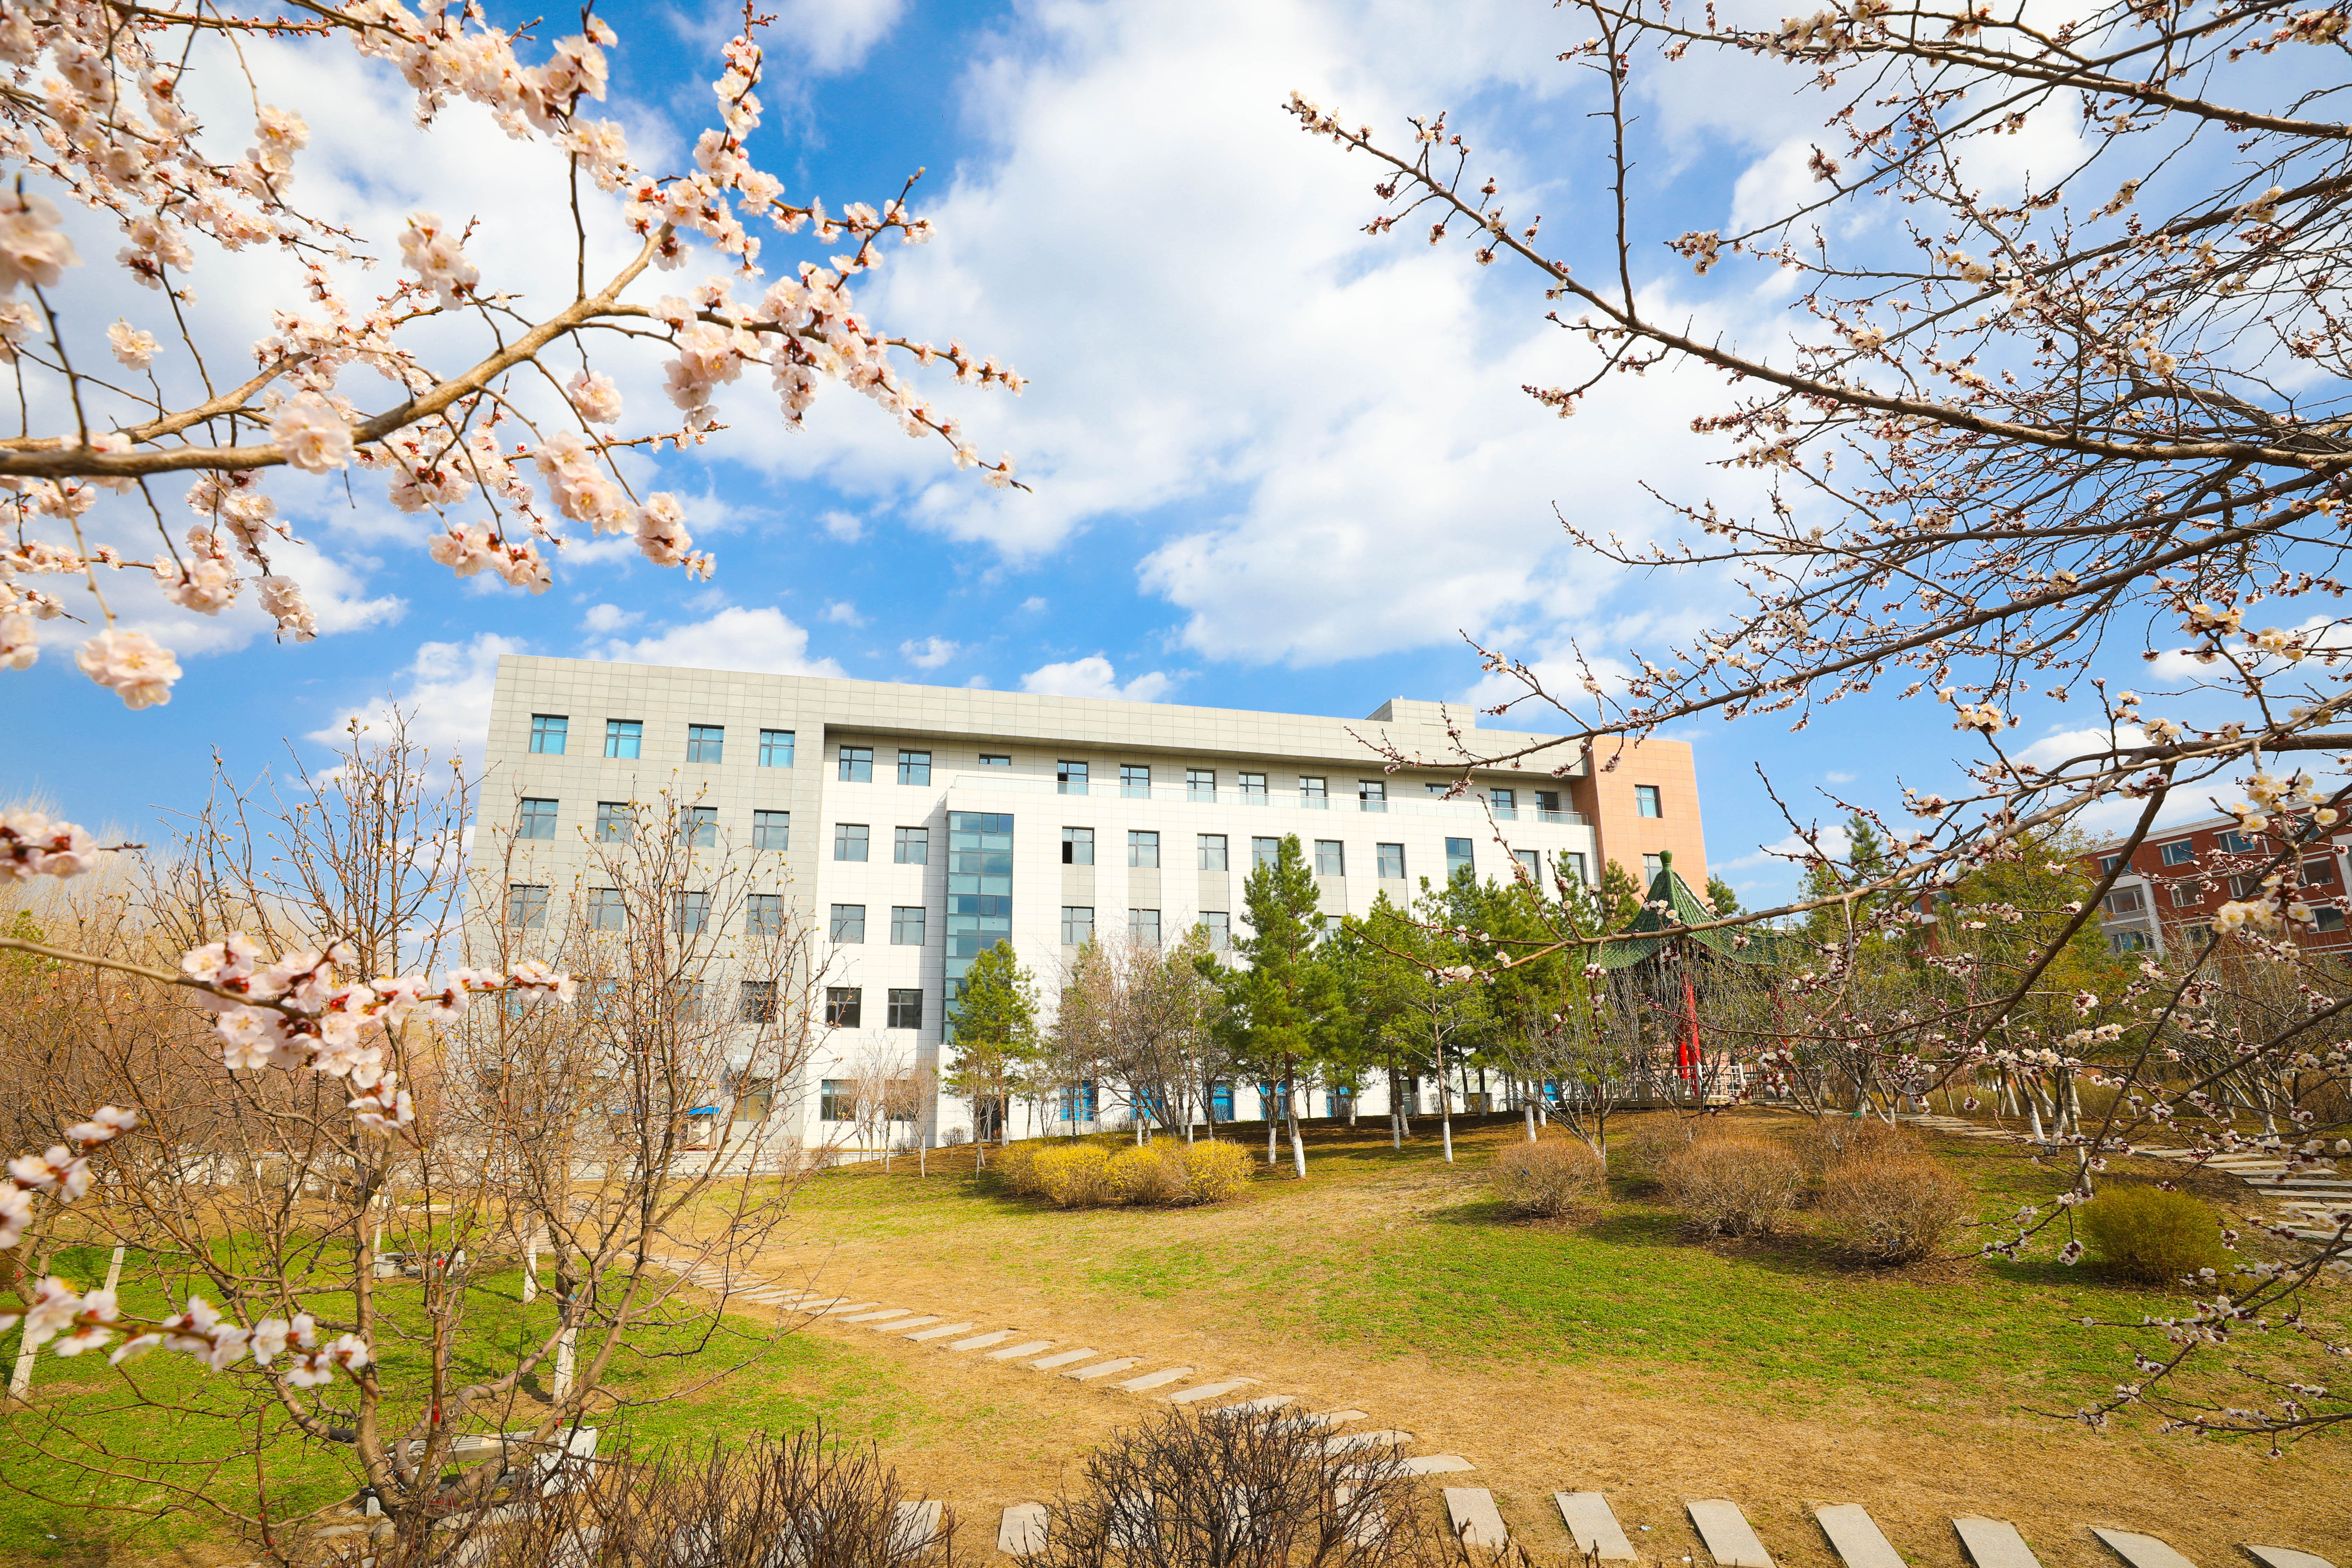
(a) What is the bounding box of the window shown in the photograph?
[1426,784,1449,796]
[1445,838,1474,879]
[507,884,548,928]
[839,745,874,782]
[746,893,783,934]
[1634,785,1663,819]
[1129,908,1162,947]
[2169,881,2202,908]
[1061,905,1095,946]
[752,810,790,852]
[587,887,625,931]
[1314,840,1345,876]
[1514,848,1541,882]
[1059,1081,1099,1124]
[2159,841,2194,866]
[1062,826,1094,866]
[820,1077,855,1119]
[1238,772,1267,798]
[1560,851,1589,887]
[1252,836,1281,870]
[2104,886,2145,916]
[1358,780,1386,812]
[1535,790,1562,819]
[1642,853,1665,883]
[830,903,867,942]
[1491,788,1517,820]
[673,890,710,933]
[895,826,930,864]
[760,729,795,768]
[2110,930,2152,954]
[687,724,724,764]
[2217,830,2254,854]
[604,719,640,758]
[740,981,777,1023]
[595,801,632,842]
[1202,911,1231,953]
[1187,768,1216,801]
[1198,833,1228,871]
[888,989,924,1030]
[1299,776,1328,808]
[678,805,716,847]
[834,822,869,862]
[981,752,1011,767]
[2098,854,2122,875]
[1058,760,1090,794]
[891,905,926,945]
[2317,907,2348,932]
[517,797,558,840]
[529,714,568,754]
[1376,843,1405,879]
[898,749,932,785]
[2304,858,2339,886]
[1128,830,1160,869]
[2184,924,2214,947]
[1121,764,1152,798]
[2230,873,2263,899]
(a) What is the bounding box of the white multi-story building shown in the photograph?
[478,655,1708,1147]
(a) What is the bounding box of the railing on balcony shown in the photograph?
[943,772,1587,826]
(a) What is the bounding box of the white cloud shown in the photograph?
[901,636,960,670]
[1019,596,1048,614]
[769,0,908,73]
[581,603,641,634]
[590,607,846,678]
[311,632,528,765]
[820,509,865,542]
[1020,655,1174,702]
[824,600,865,626]
[1826,770,1856,784]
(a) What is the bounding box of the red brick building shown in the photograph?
[2083,813,2352,959]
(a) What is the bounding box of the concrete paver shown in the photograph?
[1816,1504,1907,1568]
[1444,1488,1508,1551]
[1688,1499,1775,1568]
[1953,1516,2043,1568]
[1555,1492,1637,1561]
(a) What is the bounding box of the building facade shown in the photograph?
[2085,813,2351,958]
[479,656,1708,1147]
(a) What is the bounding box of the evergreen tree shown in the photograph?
[944,940,1040,1167]
[1210,834,1341,1177]
[1705,875,1741,918]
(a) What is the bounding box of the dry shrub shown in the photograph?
[1662,1134,1801,1237]
[1819,1150,1969,1264]
[991,1141,1040,1196]
[1178,1139,1254,1204]
[991,1139,1253,1208]
[1792,1115,1920,1175]
[1036,1144,1115,1207]
[2080,1184,2232,1286]
[1108,1145,1175,1205]
[1489,1139,1606,1218]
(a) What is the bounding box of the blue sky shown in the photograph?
[0,0,2190,901]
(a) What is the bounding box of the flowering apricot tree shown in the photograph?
[1296,0,2352,1438]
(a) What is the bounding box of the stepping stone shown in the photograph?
[1028,1348,1101,1371]
[1444,1488,1508,1551]
[2242,1548,2336,1568]
[1555,1493,1637,1561]
[1954,1517,2043,1568]
[1688,1500,1774,1568]
[877,1315,942,1333]
[1817,1505,1906,1568]
[891,1500,943,1553]
[1401,1455,1474,1476]
[816,1300,883,1317]
[2095,1531,2198,1568]
[1282,1408,1368,1431]
[1334,1486,1386,1549]
[1115,1366,1195,1393]
[1065,1357,1141,1381]
[793,1297,849,1313]
[1218,1395,1297,1415]
[1168,1377,1256,1404]
[1321,1429,1412,1455]
[999,1503,1049,1557]
[745,1288,811,1304]
[950,1329,1016,1352]
[906,1321,980,1342]
[841,1308,915,1324]
[988,1339,1055,1361]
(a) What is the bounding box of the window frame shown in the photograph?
[834,822,870,862]
[1634,784,1663,819]
[528,714,568,755]
[1198,833,1228,872]
[1201,911,1231,952]
[759,729,796,768]
[673,890,710,934]
[890,905,927,945]
[894,825,930,864]
[2158,840,2194,866]
[1186,768,1216,800]
[1445,837,1474,879]
[1060,905,1095,946]
[1251,836,1281,870]
[1120,764,1151,798]
[1314,839,1345,877]
[1127,829,1161,869]
[1128,908,1162,947]
[823,989,862,1029]
[1298,775,1328,807]
[752,810,790,853]
[506,883,550,928]
[980,752,1012,768]
[898,749,933,786]
[1057,759,1090,794]
[1376,842,1405,880]
[739,980,778,1023]
[517,797,559,840]
[887,988,924,1030]
[603,718,641,758]
[745,893,784,935]
[685,724,725,765]
[1238,771,1268,798]
[1062,826,1094,866]
[587,887,625,931]
[838,745,874,783]
[830,903,867,943]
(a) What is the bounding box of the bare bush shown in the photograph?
[1819,1152,1970,1265]
[1489,1139,1606,1219]
[1791,1117,1922,1177]
[1662,1135,1801,1238]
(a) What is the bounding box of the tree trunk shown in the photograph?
[1286,1062,1307,1178]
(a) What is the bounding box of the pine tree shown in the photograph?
[944,940,1040,1167]
[1211,834,1341,1178]
[1705,875,1741,917]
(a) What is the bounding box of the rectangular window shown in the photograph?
[1491,788,1517,820]
[506,884,548,928]
[1299,776,1328,808]
[2304,858,2338,886]
[2098,853,2122,875]
[603,719,640,758]
[587,887,625,931]
[980,752,1011,767]
[529,714,568,754]
[898,750,932,785]
[517,797,558,840]
[895,826,930,864]
[2184,924,2213,948]
[830,903,867,943]
[677,805,716,848]
[1634,785,1663,819]
[1376,842,1405,880]
[1186,768,1216,801]
[595,801,632,842]
[891,905,926,945]
[1129,908,1162,947]
[820,1077,854,1119]
[2169,881,2202,908]
[2159,841,2194,866]
[887,989,924,1030]
[746,893,784,934]
[1121,764,1151,798]
[2230,873,2263,899]
[1535,790,1562,819]
[1062,826,1094,866]
[740,980,777,1023]
[760,729,795,768]
[834,822,869,862]
[1643,853,1665,883]
[1427,783,1448,796]
[2110,930,2151,954]
[674,890,710,934]
[686,724,724,764]
[1128,830,1160,869]
[825,988,862,1028]
[1560,851,1589,887]
[1061,905,1095,946]
[1314,840,1345,876]
[1058,760,1090,794]
[1198,833,1228,871]
[2318,908,2348,932]
[1445,838,1474,879]
[1514,848,1542,882]
[839,745,874,782]
[1202,911,1231,953]
[1238,772,1267,798]
[1358,779,1386,812]
[752,810,790,852]
[2217,831,2255,855]
[1252,836,1281,870]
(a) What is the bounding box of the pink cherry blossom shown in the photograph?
[73,629,181,708]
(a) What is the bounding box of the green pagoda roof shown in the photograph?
[1594,852,1786,970]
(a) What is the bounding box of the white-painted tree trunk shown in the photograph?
[102,1245,126,1294]
[552,1323,576,1402]
[522,1227,540,1304]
